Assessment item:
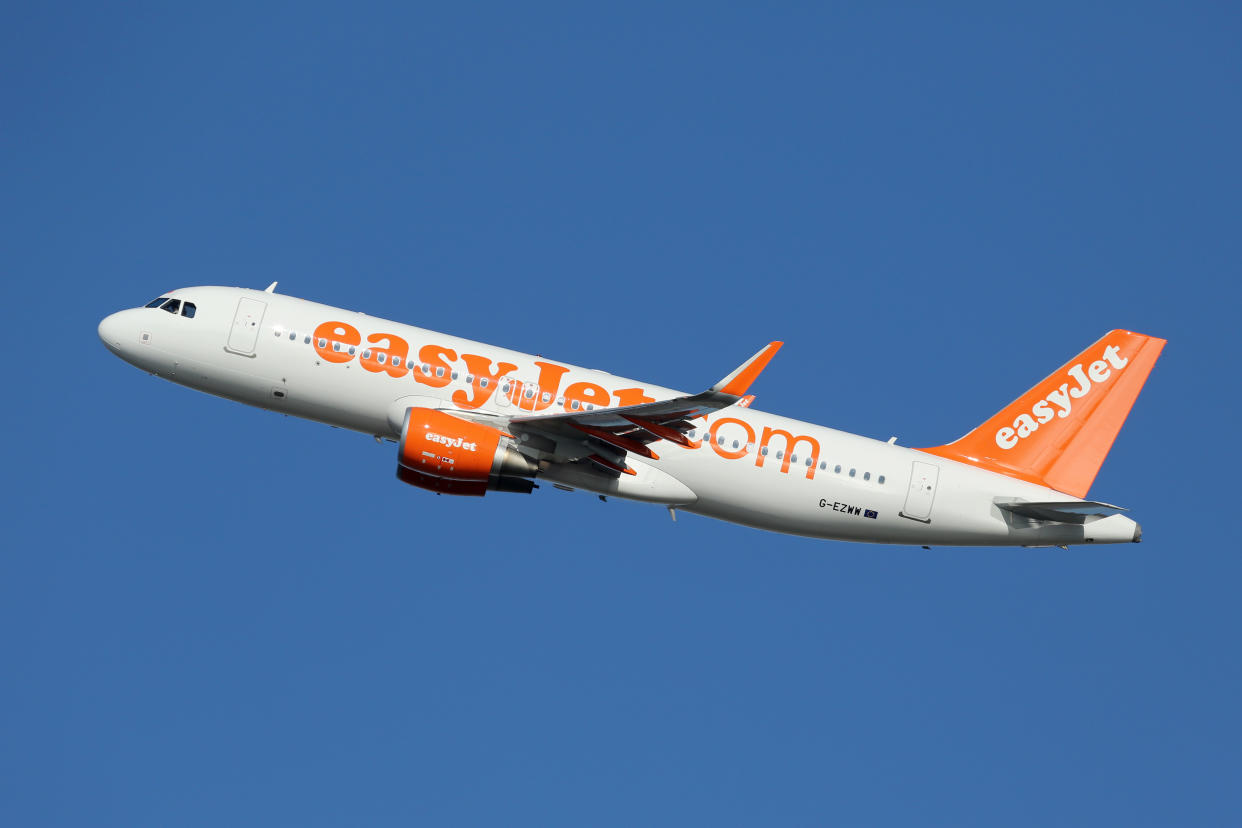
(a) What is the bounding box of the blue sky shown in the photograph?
[3,3,1239,825]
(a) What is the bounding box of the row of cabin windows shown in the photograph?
[145,297,197,318]
[277,328,879,467]
[277,328,878,473]
[691,430,885,483]
[275,328,598,410]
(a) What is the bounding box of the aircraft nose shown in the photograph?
[98,311,125,353]
[98,309,145,359]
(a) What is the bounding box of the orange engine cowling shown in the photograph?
[396,407,539,496]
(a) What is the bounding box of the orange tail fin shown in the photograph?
[920,330,1166,497]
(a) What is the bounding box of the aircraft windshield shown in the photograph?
[143,297,196,317]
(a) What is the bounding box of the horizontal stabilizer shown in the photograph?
[997,500,1127,524]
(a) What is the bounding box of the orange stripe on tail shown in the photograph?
[920,330,1165,498]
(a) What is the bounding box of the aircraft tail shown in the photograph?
[920,330,1165,498]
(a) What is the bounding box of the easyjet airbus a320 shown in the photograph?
[99,284,1165,547]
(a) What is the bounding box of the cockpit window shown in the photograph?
[160,299,181,314]
[145,297,169,308]
[181,302,196,318]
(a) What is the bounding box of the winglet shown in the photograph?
[712,342,783,396]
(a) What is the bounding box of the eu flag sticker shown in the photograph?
[863,509,878,519]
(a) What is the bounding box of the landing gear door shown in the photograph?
[901,461,939,522]
[226,297,267,355]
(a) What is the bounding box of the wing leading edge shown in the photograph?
[506,341,782,475]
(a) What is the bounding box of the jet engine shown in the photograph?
[396,407,538,496]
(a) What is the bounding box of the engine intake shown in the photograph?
[396,407,538,496]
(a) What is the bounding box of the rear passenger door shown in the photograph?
[901,461,939,522]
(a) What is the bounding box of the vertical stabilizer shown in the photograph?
[920,330,1165,497]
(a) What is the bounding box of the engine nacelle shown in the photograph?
[396,407,538,496]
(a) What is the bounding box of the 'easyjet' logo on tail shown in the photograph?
[995,344,1129,450]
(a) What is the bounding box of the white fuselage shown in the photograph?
[98,287,1141,546]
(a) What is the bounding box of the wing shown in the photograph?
[506,341,782,476]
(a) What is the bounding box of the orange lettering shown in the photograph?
[563,381,610,412]
[504,379,526,407]
[313,321,360,364]
[519,361,570,411]
[756,427,820,478]
[360,333,410,378]
[414,344,458,389]
[452,354,517,409]
[709,416,755,460]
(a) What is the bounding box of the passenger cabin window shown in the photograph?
[181,302,196,318]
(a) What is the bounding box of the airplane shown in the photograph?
[98,283,1165,547]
